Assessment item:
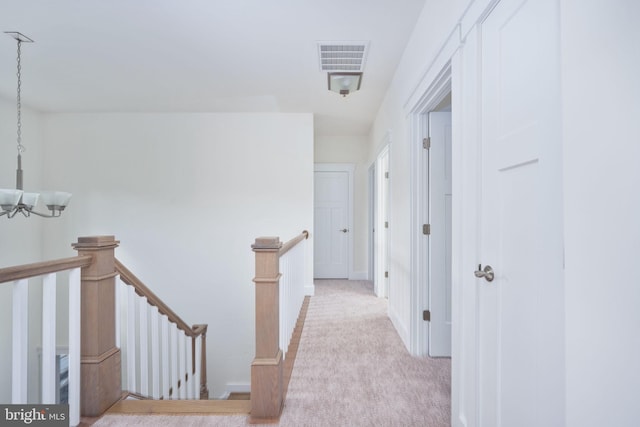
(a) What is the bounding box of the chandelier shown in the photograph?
[0,32,71,218]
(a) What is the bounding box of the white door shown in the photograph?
[314,171,349,278]
[428,111,452,357]
[375,147,390,298]
[477,0,564,425]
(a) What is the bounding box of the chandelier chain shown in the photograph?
[16,39,24,155]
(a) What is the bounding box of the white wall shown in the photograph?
[36,112,314,397]
[369,0,639,424]
[367,0,470,347]
[561,1,640,426]
[314,135,369,278]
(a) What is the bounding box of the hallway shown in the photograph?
[93,280,451,426]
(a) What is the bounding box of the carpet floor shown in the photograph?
[93,280,451,426]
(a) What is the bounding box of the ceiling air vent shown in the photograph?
[317,41,369,72]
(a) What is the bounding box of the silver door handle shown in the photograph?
[474,264,494,282]
[339,228,349,233]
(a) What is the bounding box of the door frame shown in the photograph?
[408,48,477,427]
[314,163,355,279]
[408,62,453,357]
[403,2,511,426]
[368,163,376,283]
[369,139,391,297]
[426,110,453,357]
[407,39,478,425]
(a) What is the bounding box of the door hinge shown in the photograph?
[423,310,431,321]
[384,271,389,278]
[385,171,389,179]
[384,221,389,229]
[423,224,431,235]
[423,137,431,150]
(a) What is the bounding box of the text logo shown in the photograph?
[1,405,68,426]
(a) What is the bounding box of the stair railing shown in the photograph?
[251,230,309,422]
[0,255,92,427]
[115,259,209,401]
[278,231,309,358]
[0,235,210,427]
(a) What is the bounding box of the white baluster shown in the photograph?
[179,331,187,399]
[170,324,178,399]
[278,241,305,357]
[194,335,201,400]
[288,254,292,349]
[68,268,81,427]
[42,273,57,404]
[115,277,124,348]
[161,314,170,399]
[288,254,292,348]
[279,255,285,358]
[282,254,286,354]
[12,279,28,404]
[289,249,294,347]
[126,285,137,392]
[186,334,194,399]
[150,307,160,399]
[294,243,303,333]
[138,296,149,396]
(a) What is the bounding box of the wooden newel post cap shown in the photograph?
[252,237,282,251]
[72,235,120,279]
[72,235,120,250]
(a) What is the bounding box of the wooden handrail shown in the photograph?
[0,255,93,284]
[279,230,309,257]
[114,258,206,338]
[192,324,208,336]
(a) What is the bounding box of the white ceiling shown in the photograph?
[0,0,426,136]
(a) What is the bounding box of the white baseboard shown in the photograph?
[219,382,250,400]
[388,306,411,352]
[304,283,315,296]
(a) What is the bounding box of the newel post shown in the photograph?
[250,237,283,422]
[72,236,122,417]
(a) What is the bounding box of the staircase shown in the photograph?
[0,231,310,425]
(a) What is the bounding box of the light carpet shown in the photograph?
[93,280,451,426]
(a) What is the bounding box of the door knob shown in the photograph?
[474,264,494,282]
[339,228,349,233]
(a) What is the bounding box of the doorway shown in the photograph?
[408,64,452,357]
[314,163,354,279]
[426,104,452,358]
[369,142,390,298]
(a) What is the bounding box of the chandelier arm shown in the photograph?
[25,208,57,218]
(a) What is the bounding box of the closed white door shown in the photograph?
[375,147,390,298]
[477,0,564,425]
[428,111,452,357]
[314,171,349,278]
